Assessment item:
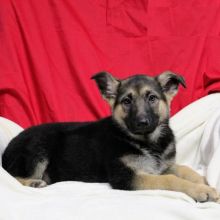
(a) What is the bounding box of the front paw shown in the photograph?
[188,184,219,202]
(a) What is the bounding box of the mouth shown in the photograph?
[128,125,157,135]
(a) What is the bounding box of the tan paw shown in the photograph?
[189,184,219,202]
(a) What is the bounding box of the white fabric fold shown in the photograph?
[1,94,220,219]
[170,93,220,190]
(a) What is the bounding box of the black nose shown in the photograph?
[136,118,149,129]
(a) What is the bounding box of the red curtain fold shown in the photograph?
[0,0,220,128]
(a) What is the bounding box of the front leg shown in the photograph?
[132,172,219,202]
[108,161,219,202]
[167,164,207,185]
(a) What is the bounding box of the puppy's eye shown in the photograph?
[148,94,158,103]
[122,97,132,105]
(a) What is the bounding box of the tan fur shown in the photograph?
[158,100,169,122]
[104,96,115,107]
[166,164,207,185]
[113,104,127,127]
[139,86,154,95]
[121,152,163,175]
[15,177,35,186]
[112,88,135,121]
[123,88,137,97]
[16,177,47,188]
[132,171,219,202]
[148,123,167,142]
[164,90,178,105]
[121,144,175,175]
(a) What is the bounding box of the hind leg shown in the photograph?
[16,159,49,188]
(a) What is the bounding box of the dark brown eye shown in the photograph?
[122,97,132,105]
[148,94,158,103]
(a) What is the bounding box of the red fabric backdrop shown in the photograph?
[0,0,220,128]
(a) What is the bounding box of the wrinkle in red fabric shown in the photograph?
[0,0,220,128]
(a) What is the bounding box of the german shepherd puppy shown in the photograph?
[2,71,219,202]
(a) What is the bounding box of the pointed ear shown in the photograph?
[156,71,186,102]
[91,71,120,106]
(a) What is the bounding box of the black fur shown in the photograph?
[2,117,174,190]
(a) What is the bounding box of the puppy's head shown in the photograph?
[92,71,185,137]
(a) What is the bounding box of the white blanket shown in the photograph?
[1,94,220,220]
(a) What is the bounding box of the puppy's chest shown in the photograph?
[121,143,175,175]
